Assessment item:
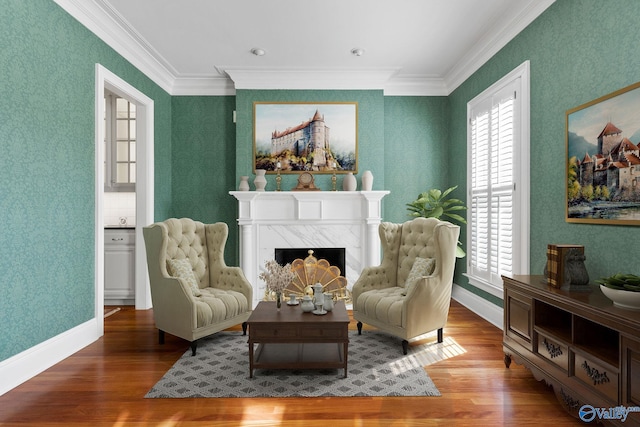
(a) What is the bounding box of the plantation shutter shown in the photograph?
[469,81,518,287]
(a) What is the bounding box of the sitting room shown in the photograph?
[2,0,640,425]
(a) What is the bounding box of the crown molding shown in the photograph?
[55,0,555,96]
[171,76,237,96]
[445,0,556,94]
[222,67,401,91]
[383,75,448,96]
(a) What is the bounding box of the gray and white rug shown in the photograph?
[145,330,441,398]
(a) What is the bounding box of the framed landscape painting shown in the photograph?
[253,102,358,174]
[566,81,640,225]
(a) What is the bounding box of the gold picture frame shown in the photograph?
[253,102,358,174]
[566,81,640,225]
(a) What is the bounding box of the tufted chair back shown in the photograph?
[160,218,232,291]
[373,219,449,285]
[163,218,211,288]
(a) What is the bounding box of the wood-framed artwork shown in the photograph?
[253,102,358,174]
[566,80,640,225]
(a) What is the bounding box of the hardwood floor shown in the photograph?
[0,301,581,426]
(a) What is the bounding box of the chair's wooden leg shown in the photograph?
[242,322,248,335]
[402,340,409,355]
[190,340,198,356]
[158,330,165,344]
[357,321,363,335]
[437,328,443,343]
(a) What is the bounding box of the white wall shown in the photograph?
[104,192,136,226]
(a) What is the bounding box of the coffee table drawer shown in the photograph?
[299,325,347,339]
[251,326,297,338]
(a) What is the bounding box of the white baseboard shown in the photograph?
[0,318,100,396]
[451,283,503,330]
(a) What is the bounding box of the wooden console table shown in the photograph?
[503,275,640,425]
[247,300,350,378]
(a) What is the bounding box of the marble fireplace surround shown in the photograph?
[230,191,389,308]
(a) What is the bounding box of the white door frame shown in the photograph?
[95,64,154,335]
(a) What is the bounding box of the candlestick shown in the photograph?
[275,162,282,191]
[331,162,337,191]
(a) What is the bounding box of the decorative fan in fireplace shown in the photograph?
[265,250,350,304]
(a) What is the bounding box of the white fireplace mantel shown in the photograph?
[230,190,389,307]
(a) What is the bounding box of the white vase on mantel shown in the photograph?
[238,176,250,191]
[254,169,267,191]
[361,170,373,191]
[343,172,357,191]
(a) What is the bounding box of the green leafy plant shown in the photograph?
[406,185,467,258]
[596,273,640,291]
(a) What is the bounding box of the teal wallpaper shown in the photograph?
[383,96,450,223]
[171,96,237,261]
[0,0,171,361]
[234,90,386,194]
[5,0,639,367]
[448,0,640,302]
[172,91,452,264]
[175,92,451,265]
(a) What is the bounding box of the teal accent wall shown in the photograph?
[234,90,386,194]
[170,91,452,264]
[171,96,237,261]
[0,0,172,361]
[449,0,640,303]
[383,96,450,223]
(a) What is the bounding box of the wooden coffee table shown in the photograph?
[247,300,350,378]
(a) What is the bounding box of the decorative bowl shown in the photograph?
[600,284,640,310]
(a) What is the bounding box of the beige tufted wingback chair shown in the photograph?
[352,217,460,354]
[143,218,253,356]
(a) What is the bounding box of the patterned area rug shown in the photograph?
[145,330,441,398]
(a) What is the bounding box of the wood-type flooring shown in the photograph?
[0,301,581,426]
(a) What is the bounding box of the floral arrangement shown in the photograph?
[259,260,296,295]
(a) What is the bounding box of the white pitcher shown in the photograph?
[301,295,315,312]
[323,293,334,312]
[312,283,324,308]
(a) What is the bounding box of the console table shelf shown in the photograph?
[503,275,640,425]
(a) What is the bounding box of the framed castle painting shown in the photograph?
[566,80,640,225]
[253,102,358,174]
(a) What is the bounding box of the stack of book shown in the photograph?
[546,244,584,288]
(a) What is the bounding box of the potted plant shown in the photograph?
[406,185,467,258]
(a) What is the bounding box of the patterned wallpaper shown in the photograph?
[383,96,450,224]
[170,91,452,266]
[0,0,172,361]
[6,0,637,364]
[448,0,640,301]
[170,96,238,261]
[234,90,387,195]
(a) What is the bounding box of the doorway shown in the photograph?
[95,64,154,336]
[103,91,136,308]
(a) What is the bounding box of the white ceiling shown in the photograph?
[57,0,555,95]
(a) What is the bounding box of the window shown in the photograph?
[466,61,530,298]
[104,91,136,191]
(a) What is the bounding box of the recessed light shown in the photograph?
[351,48,365,57]
[251,48,265,56]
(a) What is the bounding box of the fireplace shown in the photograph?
[275,248,346,278]
[230,190,389,307]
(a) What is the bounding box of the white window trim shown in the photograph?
[104,91,136,192]
[464,60,531,299]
